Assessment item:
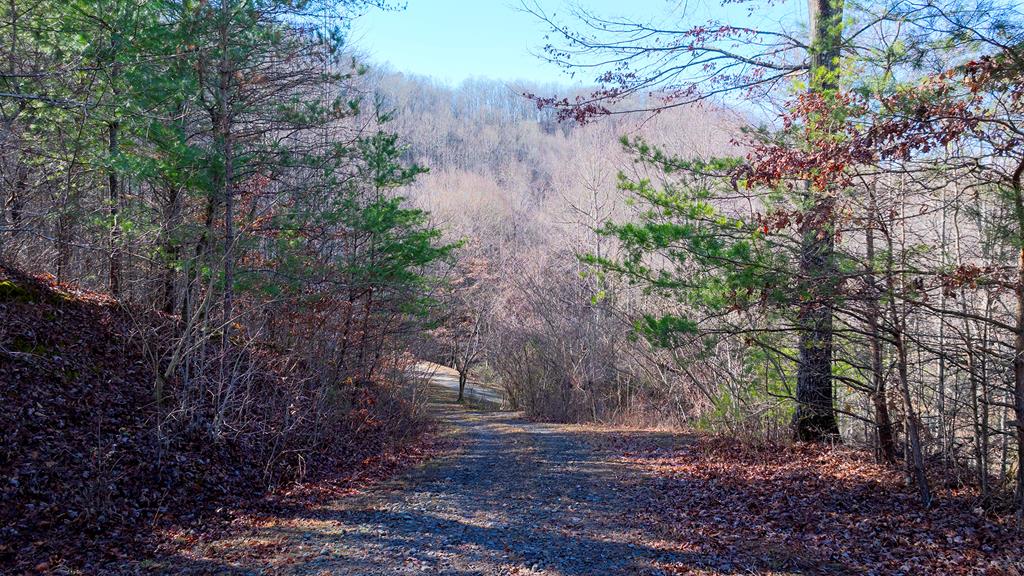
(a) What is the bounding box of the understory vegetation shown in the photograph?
[0,266,433,569]
[0,0,449,569]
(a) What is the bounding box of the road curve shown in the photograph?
[152,372,691,575]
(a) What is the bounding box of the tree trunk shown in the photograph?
[794,194,839,441]
[161,185,181,315]
[3,162,26,257]
[794,0,843,442]
[458,371,467,403]
[108,119,121,297]
[886,192,931,507]
[892,312,932,507]
[211,0,236,435]
[937,185,949,463]
[105,20,123,297]
[1010,160,1024,518]
[866,215,896,463]
[1013,278,1024,518]
[217,5,235,342]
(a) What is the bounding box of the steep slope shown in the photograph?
[0,265,430,572]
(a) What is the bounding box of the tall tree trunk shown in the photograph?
[217,3,235,342]
[106,23,123,297]
[966,343,990,498]
[211,0,237,435]
[937,184,949,463]
[885,208,932,506]
[866,207,896,463]
[794,195,839,440]
[161,185,181,315]
[1014,267,1024,518]
[3,162,26,257]
[794,0,843,441]
[56,196,73,284]
[108,119,120,296]
[891,305,932,506]
[1009,159,1024,518]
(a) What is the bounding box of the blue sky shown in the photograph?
[350,0,790,85]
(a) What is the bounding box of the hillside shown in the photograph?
[0,266,431,571]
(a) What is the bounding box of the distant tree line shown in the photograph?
[373,70,738,422]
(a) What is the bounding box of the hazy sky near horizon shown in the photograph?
[350,1,802,86]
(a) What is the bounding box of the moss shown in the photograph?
[10,336,50,355]
[0,280,34,303]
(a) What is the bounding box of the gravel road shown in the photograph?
[151,379,691,575]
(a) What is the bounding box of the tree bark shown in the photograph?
[866,211,896,463]
[794,0,843,441]
[1009,158,1024,518]
[105,17,123,297]
[886,186,931,507]
[794,191,839,440]
[892,308,932,506]
[217,2,235,343]
[1013,259,1024,517]
[161,184,181,315]
[108,119,120,297]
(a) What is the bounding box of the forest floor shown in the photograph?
[138,385,1024,576]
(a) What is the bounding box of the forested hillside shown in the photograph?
[376,72,739,421]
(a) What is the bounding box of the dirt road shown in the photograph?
[159,383,689,575]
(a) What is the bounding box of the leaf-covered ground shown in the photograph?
[129,394,1023,575]
[578,429,1024,575]
[0,267,435,573]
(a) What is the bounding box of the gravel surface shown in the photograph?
[410,363,506,408]
[163,391,691,575]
